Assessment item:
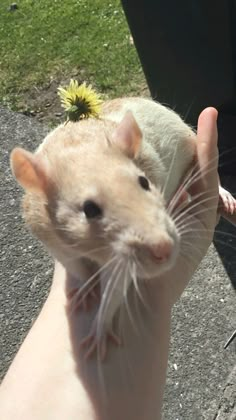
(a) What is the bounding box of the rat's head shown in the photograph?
[10,112,180,279]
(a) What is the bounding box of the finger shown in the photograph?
[196,107,219,190]
[189,107,219,199]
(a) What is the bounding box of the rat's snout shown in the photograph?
[120,225,179,278]
[125,232,176,264]
[148,238,173,262]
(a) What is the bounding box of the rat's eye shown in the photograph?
[138,176,150,191]
[83,200,102,219]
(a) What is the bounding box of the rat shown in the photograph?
[10,97,236,359]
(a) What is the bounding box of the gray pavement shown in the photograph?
[0,107,235,419]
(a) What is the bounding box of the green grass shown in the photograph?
[0,0,144,111]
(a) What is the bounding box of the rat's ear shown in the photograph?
[10,147,50,194]
[111,111,142,158]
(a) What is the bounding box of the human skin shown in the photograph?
[0,108,219,420]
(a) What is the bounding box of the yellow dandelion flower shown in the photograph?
[58,80,102,122]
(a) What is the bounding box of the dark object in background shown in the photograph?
[121,0,236,175]
[8,3,18,11]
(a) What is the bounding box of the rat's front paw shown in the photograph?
[219,186,236,215]
[68,282,100,312]
[80,317,122,360]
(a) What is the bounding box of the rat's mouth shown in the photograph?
[149,252,171,264]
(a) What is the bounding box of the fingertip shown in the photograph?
[203,106,218,116]
[198,107,218,125]
[197,107,218,147]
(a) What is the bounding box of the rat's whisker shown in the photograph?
[213,238,236,251]
[97,259,123,330]
[79,245,110,258]
[166,162,207,216]
[181,236,236,253]
[186,151,219,184]
[129,260,150,312]
[69,256,118,313]
[177,225,210,237]
[180,242,206,266]
[168,188,215,220]
[169,181,218,211]
[168,156,218,214]
[168,149,220,210]
[95,259,124,394]
[180,240,205,260]
[172,195,218,227]
[214,229,236,239]
[180,240,204,263]
[162,141,179,196]
[217,145,236,169]
[133,254,150,280]
[175,207,218,235]
[177,225,236,238]
[184,98,196,122]
[179,249,199,272]
[54,226,105,241]
[123,261,139,334]
[60,241,109,255]
[173,198,219,230]
[96,259,124,348]
[129,259,149,332]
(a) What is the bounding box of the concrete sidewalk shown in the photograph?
[0,107,235,419]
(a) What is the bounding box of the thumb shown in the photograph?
[197,107,219,187]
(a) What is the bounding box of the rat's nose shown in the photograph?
[149,239,173,262]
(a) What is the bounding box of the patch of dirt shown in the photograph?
[19,77,72,127]
[18,74,150,127]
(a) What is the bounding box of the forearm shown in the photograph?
[0,262,172,420]
[0,264,96,420]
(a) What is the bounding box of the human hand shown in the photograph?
[56,107,219,420]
